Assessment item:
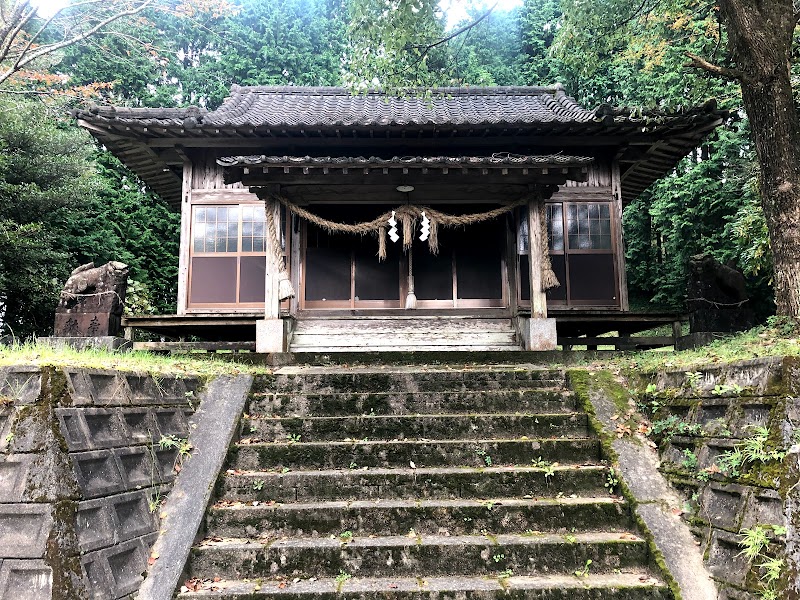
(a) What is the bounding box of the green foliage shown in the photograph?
[716,426,786,478]
[63,0,347,109]
[680,448,698,470]
[649,415,702,440]
[0,98,96,337]
[345,0,449,91]
[124,280,157,316]
[448,7,526,86]
[60,152,179,315]
[738,525,785,600]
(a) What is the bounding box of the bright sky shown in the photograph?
[31,0,525,22]
[29,0,67,17]
[440,0,524,27]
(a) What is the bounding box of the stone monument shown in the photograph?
[51,261,131,349]
[679,254,755,349]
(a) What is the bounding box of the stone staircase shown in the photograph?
[177,366,672,599]
[288,316,521,352]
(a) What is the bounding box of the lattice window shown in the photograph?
[192,206,240,253]
[566,203,611,250]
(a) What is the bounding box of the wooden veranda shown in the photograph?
[123,310,686,353]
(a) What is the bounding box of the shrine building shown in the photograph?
[74,86,725,352]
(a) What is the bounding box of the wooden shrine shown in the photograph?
[75,86,724,352]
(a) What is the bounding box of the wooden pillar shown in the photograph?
[176,159,192,316]
[505,214,519,315]
[611,159,630,311]
[265,200,281,320]
[527,197,548,319]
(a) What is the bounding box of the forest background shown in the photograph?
[0,0,785,338]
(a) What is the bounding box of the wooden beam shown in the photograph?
[133,341,256,352]
[265,201,281,319]
[235,172,578,187]
[557,336,674,349]
[276,183,531,204]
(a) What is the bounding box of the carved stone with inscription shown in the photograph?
[54,262,129,338]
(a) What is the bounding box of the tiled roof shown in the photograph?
[204,85,596,128]
[76,86,598,129]
[73,86,726,207]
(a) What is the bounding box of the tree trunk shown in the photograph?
[718,0,800,317]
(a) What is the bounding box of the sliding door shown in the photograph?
[518,201,619,307]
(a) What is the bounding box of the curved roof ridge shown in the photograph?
[226,85,563,96]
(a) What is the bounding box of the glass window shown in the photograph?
[517,213,529,255]
[189,202,271,307]
[546,204,564,252]
[567,203,612,250]
[192,205,240,253]
[241,204,267,254]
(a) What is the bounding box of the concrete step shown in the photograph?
[271,368,565,394]
[292,318,518,333]
[241,413,590,442]
[206,496,632,539]
[289,333,519,347]
[249,389,578,417]
[176,573,671,599]
[288,318,520,352]
[290,344,522,352]
[227,438,601,471]
[218,465,612,503]
[187,532,651,580]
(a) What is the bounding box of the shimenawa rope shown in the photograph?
[266,194,560,292]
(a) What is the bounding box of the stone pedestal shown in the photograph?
[256,319,287,354]
[518,317,558,351]
[54,261,128,339]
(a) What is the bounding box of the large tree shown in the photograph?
[558,0,800,316]
[684,0,800,317]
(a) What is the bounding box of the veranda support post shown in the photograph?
[524,195,557,350]
[256,200,286,353]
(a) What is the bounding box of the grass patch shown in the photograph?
[592,320,800,373]
[1,320,798,376]
[0,339,271,377]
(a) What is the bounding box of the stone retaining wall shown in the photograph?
[0,365,202,600]
[644,356,800,600]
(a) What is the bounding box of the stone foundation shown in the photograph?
[642,357,800,600]
[0,365,203,600]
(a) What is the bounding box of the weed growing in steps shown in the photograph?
[680,449,699,470]
[334,571,352,593]
[159,434,193,468]
[574,559,592,578]
[476,448,492,467]
[339,530,353,543]
[604,467,620,494]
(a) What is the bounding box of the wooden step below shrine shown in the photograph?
[288,316,521,352]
